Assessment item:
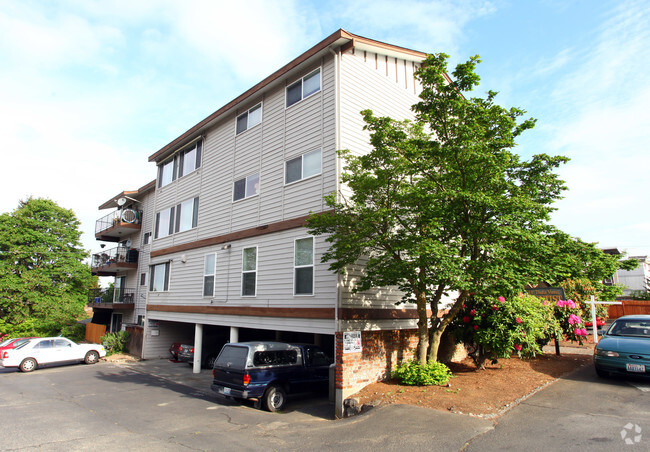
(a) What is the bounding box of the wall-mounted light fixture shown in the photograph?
[221,244,231,250]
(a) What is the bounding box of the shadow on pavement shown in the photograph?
[98,358,336,420]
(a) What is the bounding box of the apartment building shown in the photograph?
[91,29,430,417]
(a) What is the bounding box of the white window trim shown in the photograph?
[293,236,315,296]
[241,246,258,297]
[285,68,322,109]
[203,253,216,298]
[177,140,202,179]
[157,138,203,188]
[232,173,261,203]
[154,196,199,240]
[149,262,171,292]
[235,103,263,136]
[284,148,322,186]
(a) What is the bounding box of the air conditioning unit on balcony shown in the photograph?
[121,209,138,223]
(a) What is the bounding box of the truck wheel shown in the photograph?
[263,385,287,412]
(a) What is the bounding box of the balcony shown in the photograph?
[91,246,139,276]
[88,287,136,310]
[95,209,142,242]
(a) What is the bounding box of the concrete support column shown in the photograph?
[229,326,239,344]
[193,323,203,374]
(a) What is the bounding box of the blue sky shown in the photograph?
[1,0,649,258]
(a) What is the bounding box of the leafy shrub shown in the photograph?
[552,299,588,343]
[451,293,559,368]
[101,331,130,355]
[393,360,453,386]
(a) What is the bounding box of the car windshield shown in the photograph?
[607,320,650,338]
[0,339,12,347]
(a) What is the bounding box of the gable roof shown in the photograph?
[148,29,427,164]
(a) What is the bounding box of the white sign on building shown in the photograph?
[343,331,362,354]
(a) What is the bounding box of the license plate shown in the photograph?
[222,387,231,395]
[627,363,646,373]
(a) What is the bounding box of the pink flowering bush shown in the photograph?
[450,293,558,368]
[553,299,588,343]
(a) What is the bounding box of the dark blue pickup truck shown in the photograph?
[211,342,332,412]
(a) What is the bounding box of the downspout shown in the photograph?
[328,45,341,336]
[329,44,344,419]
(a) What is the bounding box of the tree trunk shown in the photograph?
[415,290,429,365]
[427,291,468,362]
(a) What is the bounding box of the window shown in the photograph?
[154,197,198,239]
[178,141,202,178]
[285,149,321,184]
[140,272,147,286]
[236,103,262,135]
[175,197,199,233]
[233,173,260,201]
[149,262,170,292]
[157,140,203,187]
[241,247,257,296]
[154,207,174,239]
[203,254,216,297]
[143,232,151,245]
[158,159,176,188]
[286,69,321,107]
[294,237,314,295]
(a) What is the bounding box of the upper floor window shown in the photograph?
[154,206,174,239]
[285,149,321,184]
[203,253,216,297]
[233,173,260,201]
[157,139,203,188]
[158,159,176,188]
[236,103,262,135]
[154,197,199,239]
[149,262,170,292]
[143,232,151,245]
[286,69,321,108]
[178,141,202,178]
[294,237,314,295]
[241,247,257,297]
[175,197,199,233]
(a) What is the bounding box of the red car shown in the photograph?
[0,337,37,352]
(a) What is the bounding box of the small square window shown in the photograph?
[285,150,321,184]
[233,174,260,201]
[236,103,262,135]
[286,69,321,108]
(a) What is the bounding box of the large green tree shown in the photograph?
[306,53,570,364]
[0,198,94,336]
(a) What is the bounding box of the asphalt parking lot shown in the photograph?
[1,356,649,451]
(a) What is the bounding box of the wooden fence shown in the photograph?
[126,325,143,358]
[608,299,650,319]
[85,323,107,344]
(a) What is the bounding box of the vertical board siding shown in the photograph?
[337,48,424,311]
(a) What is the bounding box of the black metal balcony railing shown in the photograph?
[88,287,136,305]
[95,209,142,235]
[91,246,139,269]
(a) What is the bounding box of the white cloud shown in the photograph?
[0,0,317,255]
[323,0,496,57]
[547,0,650,255]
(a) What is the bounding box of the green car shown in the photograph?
[594,315,650,378]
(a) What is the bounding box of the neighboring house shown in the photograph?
[90,29,431,417]
[616,256,650,296]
